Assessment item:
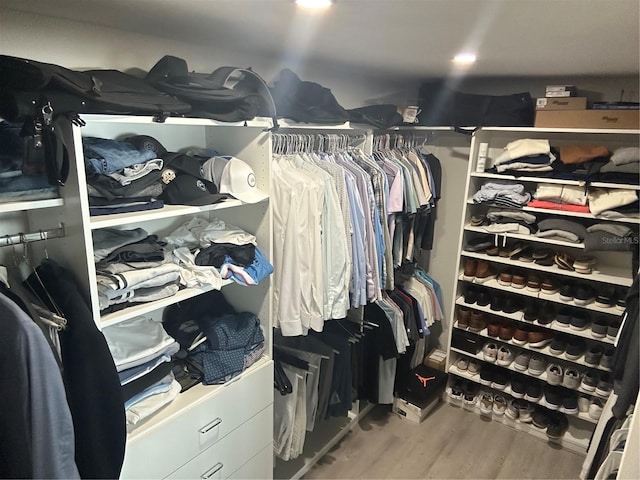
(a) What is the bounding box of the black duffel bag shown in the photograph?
[417,81,535,132]
[0,55,192,122]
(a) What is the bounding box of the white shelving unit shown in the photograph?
[1,114,276,480]
[445,126,640,454]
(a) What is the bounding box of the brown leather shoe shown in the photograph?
[512,326,530,345]
[511,272,526,289]
[498,271,513,286]
[469,311,487,332]
[463,258,478,280]
[487,320,502,337]
[499,323,515,340]
[474,260,495,283]
[457,306,471,328]
[528,330,553,347]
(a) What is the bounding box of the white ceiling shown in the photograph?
[2,0,639,79]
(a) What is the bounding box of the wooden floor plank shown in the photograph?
[302,403,585,480]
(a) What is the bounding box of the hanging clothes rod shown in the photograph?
[0,224,65,248]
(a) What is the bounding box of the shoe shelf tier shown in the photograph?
[447,364,598,425]
[445,378,592,454]
[461,251,633,286]
[449,346,609,400]
[464,225,587,249]
[455,297,617,346]
[465,199,640,225]
[457,276,625,318]
[469,171,640,192]
[452,321,612,372]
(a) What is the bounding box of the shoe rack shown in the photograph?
[445,126,639,454]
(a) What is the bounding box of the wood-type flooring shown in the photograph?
[302,402,585,480]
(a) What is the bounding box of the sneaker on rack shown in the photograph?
[562,367,581,389]
[559,393,579,415]
[455,357,469,371]
[510,378,527,399]
[479,365,495,386]
[549,336,567,355]
[546,412,569,440]
[580,371,599,393]
[513,352,531,372]
[600,348,615,370]
[584,345,604,366]
[546,363,564,386]
[532,407,551,429]
[518,401,535,423]
[505,399,520,421]
[527,355,547,376]
[589,399,604,420]
[479,392,494,415]
[482,342,498,362]
[493,394,507,416]
[490,370,509,391]
[496,346,514,366]
[524,381,543,402]
[590,316,609,338]
[468,359,482,376]
[543,386,562,411]
[595,373,613,398]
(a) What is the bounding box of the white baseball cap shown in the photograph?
[202,156,267,204]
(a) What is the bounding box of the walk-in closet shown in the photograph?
[1,1,638,479]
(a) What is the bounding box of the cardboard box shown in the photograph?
[393,394,441,424]
[536,97,587,110]
[424,348,447,371]
[535,110,640,129]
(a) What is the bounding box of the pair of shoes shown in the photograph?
[580,371,613,397]
[505,399,534,422]
[463,258,496,283]
[468,311,487,332]
[479,391,494,415]
[573,255,597,274]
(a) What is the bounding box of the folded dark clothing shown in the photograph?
[611,199,640,214]
[121,361,174,402]
[86,169,164,201]
[592,172,640,185]
[90,200,165,216]
[195,242,256,268]
[98,235,166,265]
[89,195,155,206]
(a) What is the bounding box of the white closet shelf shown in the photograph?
[447,365,598,425]
[465,199,640,224]
[464,225,586,249]
[457,276,624,318]
[0,198,64,213]
[452,323,612,372]
[80,114,274,129]
[100,282,233,327]
[126,356,271,442]
[470,172,640,191]
[450,347,610,400]
[455,297,617,345]
[276,120,359,130]
[89,199,246,229]
[460,251,633,286]
[476,126,640,135]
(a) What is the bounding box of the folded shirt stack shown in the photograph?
[535,218,588,243]
[584,223,638,252]
[84,135,169,215]
[597,147,640,185]
[472,182,531,208]
[102,316,181,427]
[588,188,639,218]
[491,139,556,174]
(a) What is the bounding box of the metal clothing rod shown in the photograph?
[0,224,65,248]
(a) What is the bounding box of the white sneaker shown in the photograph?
[482,342,498,363]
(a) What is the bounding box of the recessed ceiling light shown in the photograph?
[453,53,477,65]
[295,0,334,9]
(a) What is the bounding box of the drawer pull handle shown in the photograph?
[199,418,222,434]
[201,462,223,479]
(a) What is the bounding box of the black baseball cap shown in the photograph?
[159,174,226,206]
[162,152,210,180]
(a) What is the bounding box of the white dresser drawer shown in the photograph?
[228,444,274,480]
[121,360,273,479]
[165,405,273,480]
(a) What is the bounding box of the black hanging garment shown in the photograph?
[25,259,127,479]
